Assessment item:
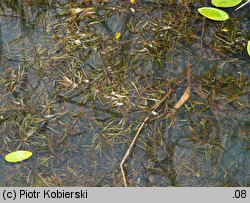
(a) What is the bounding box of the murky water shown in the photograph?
[0,0,249,186]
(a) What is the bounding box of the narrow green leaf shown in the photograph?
[247,41,250,56]
[212,0,242,8]
[198,7,229,21]
[4,150,33,163]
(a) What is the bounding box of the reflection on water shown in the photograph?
[0,0,249,186]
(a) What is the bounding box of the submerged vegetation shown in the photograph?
[0,0,249,186]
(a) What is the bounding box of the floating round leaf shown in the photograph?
[5,150,33,163]
[247,41,250,56]
[198,7,229,21]
[212,0,242,7]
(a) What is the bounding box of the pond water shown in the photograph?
[0,0,249,186]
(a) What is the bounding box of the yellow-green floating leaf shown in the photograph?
[4,150,33,163]
[198,7,229,21]
[212,0,242,8]
[247,41,250,56]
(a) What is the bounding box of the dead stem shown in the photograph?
[174,54,191,110]
[120,58,190,187]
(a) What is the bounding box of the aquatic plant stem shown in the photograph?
[120,62,188,187]
[120,116,149,187]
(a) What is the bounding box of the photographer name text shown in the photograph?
[2,189,88,200]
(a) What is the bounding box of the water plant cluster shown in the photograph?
[197,0,250,55]
[0,0,249,186]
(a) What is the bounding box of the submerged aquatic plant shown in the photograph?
[247,41,250,56]
[198,0,250,56]
[0,0,249,187]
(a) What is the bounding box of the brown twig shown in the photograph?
[120,63,188,187]
[120,116,149,187]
